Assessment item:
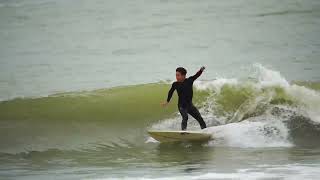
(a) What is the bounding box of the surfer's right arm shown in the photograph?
[161,82,176,107]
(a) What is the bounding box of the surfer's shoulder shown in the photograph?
[171,81,180,88]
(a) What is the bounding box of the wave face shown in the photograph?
[0,82,209,153]
[1,64,320,154]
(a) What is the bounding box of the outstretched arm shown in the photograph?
[189,66,205,81]
[166,83,176,102]
[161,83,176,107]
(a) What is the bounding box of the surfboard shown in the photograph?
[147,130,212,143]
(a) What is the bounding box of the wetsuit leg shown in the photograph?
[178,105,188,130]
[188,104,207,129]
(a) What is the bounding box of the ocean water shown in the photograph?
[0,0,320,179]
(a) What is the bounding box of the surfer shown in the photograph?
[161,66,207,130]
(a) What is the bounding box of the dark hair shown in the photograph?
[176,67,187,75]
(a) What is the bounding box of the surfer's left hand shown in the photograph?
[200,66,205,71]
[161,101,169,107]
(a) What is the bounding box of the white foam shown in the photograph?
[253,63,290,88]
[204,118,292,148]
[194,64,291,90]
[250,64,319,124]
[194,78,238,94]
[197,64,320,123]
[286,84,320,123]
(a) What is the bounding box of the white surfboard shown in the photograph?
[148,130,212,143]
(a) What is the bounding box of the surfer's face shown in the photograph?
[176,71,186,82]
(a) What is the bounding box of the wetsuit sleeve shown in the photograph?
[189,69,203,82]
[166,82,176,102]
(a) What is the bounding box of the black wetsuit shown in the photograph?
[166,70,207,130]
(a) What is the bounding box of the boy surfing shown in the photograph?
[161,66,207,130]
